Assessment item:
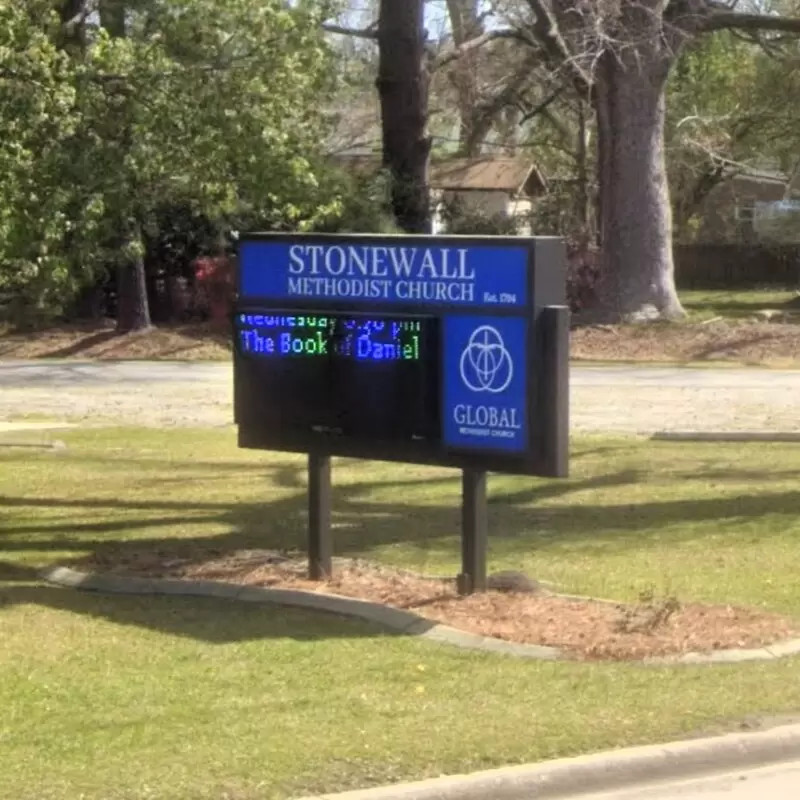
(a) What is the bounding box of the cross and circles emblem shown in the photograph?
[459,325,514,394]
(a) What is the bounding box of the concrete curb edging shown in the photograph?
[40,566,800,666]
[652,431,800,443]
[41,566,561,661]
[293,723,800,800]
[0,421,77,432]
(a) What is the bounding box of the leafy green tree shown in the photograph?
[1,0,338,329]
[69,0,337,329]
[0,1,81,325]
[666,32,800,240]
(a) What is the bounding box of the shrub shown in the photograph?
[438,198,523,236]
[312,168,402,234]
[193,255,234,329]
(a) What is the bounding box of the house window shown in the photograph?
[735,202,755,222]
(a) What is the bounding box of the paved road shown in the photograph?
[1,360,800,432]
[2,360,800,388]
[0,359,229,386]
[580,760,800,798]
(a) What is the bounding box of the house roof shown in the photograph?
[731,168,788,185]
[331,154,545,196]
[721,162,798,186]
[430,157,545,195]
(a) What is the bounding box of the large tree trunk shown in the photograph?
[377,0,431,233]
[116,224,151,333]
[592,51,685,321]
[98,0,151,332]
[56,0,88,51]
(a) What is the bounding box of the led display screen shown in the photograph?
[235,310,440,443]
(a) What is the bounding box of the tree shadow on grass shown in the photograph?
[38,331,122,359]
[0,577,396,644]
[2,468,799,562]
[679,467,800,483]
[0,560,39,581]
[3,449,800,642]
[689,332,785,361]
[0,465,643,555]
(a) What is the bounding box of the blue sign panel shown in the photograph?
[442,315,528,453]
[235,233,569,477]
[239,239,528,308]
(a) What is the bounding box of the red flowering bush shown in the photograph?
[193,255,234,328]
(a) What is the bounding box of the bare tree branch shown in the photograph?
[700,9,800,34]
[322,22,378,39]
[519,86,566,125]
[463,53,543,150]
[434,28,522,68]
[324,17,521,69]
[523,0,591,94]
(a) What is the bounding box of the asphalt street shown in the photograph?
[0,359,230,386]
[2,359,800,390]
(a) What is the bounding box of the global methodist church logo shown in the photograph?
[459,325,514,394]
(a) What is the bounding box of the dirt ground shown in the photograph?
[72,549,798,662]
[2,318,800,365]
[571,320,800,366]
[0,321,231,361]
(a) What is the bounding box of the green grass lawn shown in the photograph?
[680,288,797,321]
[4,428,800,799]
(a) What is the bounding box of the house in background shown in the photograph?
[672,163,800,289]
[688,165,800,243]
[428,157,546,234]
[330,153,546,235]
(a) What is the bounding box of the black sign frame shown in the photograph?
[234,232,569,478]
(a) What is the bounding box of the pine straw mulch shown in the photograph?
[571,320,800,365]
[0,320,231,361]
[69,549,799,662]
[3,318,800,365]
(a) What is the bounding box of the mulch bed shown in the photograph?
[70,549,798,662]
[3,319,800,365]
[572,320,800,365]
[0,321,231,361]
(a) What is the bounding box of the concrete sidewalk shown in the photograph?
[0,420,75,449]
[581,760,800,798]
[0,421,76,432]
[296,723,800,800]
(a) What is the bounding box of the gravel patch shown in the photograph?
[0,385,233,428]
[572,386,800,434]
[2,381,799,433]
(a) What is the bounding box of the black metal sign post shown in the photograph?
[308,452,332,579]
[540,305,570,479]
[233,233,570,594]
[458,468,488,595]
